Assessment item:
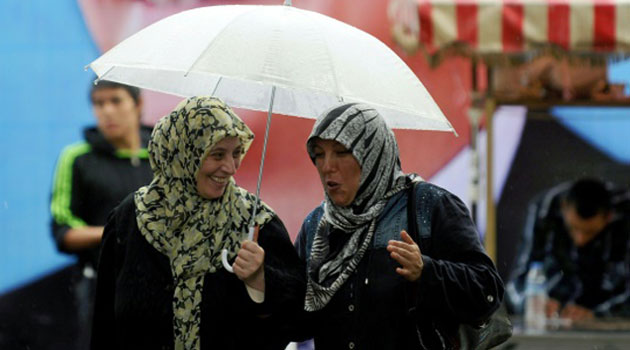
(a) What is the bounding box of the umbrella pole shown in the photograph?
[222,86,276,273]
[249,85,276,238]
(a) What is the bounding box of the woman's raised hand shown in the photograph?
[233,226,266,292]
[387,230,424,282]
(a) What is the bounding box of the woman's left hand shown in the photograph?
[387,230,423,282]
[233,227,265,292]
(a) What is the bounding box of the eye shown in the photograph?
[111,97,122,105]
[336,150,352,156]
[210,152,224,160]
[313,152,324,159]
[232,148,243,158]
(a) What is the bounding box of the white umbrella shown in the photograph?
[87,1,456,271]
[88,2,454,131]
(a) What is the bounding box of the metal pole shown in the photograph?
[469,57,480,224]
[222,86,276,272]
[469,107,481,223]
[248,85,276,238]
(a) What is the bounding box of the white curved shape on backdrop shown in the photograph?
[429,106,527,236]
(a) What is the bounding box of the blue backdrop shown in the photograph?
[553,60,630,163]
[0,1,99,294]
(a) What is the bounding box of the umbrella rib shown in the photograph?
[211,76,223,95]
[93,66,115,84]
[183,7,260,77]
[318,25,343,102]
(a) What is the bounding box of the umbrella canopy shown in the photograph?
[390,0,630,59]
[88,4,454,133]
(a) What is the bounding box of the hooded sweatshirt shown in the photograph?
[50,125,153,268]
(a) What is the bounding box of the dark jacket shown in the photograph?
[50,126,153,267]
[294,182,504,350]
[91,194,306,350]
[506,182,630,317]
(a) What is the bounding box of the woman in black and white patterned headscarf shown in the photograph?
[293,103,504,350]
[303,103,413,310]
[91,96,305,350]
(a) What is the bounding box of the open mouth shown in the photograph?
[210,176,229,184]
[326,181,340,191]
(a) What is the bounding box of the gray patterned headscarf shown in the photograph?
[304,103,413,311]
[134,96,274,350]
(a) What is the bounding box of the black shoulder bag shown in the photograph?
[406,181,512,350]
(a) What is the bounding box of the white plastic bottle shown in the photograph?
[524,261,547,333]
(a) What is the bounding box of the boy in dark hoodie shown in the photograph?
[50,80,153,349]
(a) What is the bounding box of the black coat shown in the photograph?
[91,194,305,350]
[294,182,504,350]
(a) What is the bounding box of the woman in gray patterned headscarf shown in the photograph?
[91,96,305,350]
[293,103,504,350]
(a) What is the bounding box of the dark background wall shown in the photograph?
[496,112,630,279]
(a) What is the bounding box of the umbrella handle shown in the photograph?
[221,249,234,273]
[221,226,256,273]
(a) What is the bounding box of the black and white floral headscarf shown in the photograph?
[134,96,274,350]
[304,103,416,311]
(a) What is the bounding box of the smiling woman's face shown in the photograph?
[196,136,243,199]
[312,138,361,207]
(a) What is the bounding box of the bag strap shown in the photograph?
[406,182,419,240]
[406,181,447,349]
[406,181,432,254]
[405,181,427,315]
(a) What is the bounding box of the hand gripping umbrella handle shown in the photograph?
[221,226,255,273]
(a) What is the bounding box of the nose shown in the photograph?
[320,152,337,173]
[100,101,116,118]
[221,156,237,175]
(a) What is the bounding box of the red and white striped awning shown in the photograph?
[389,0,630,56]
